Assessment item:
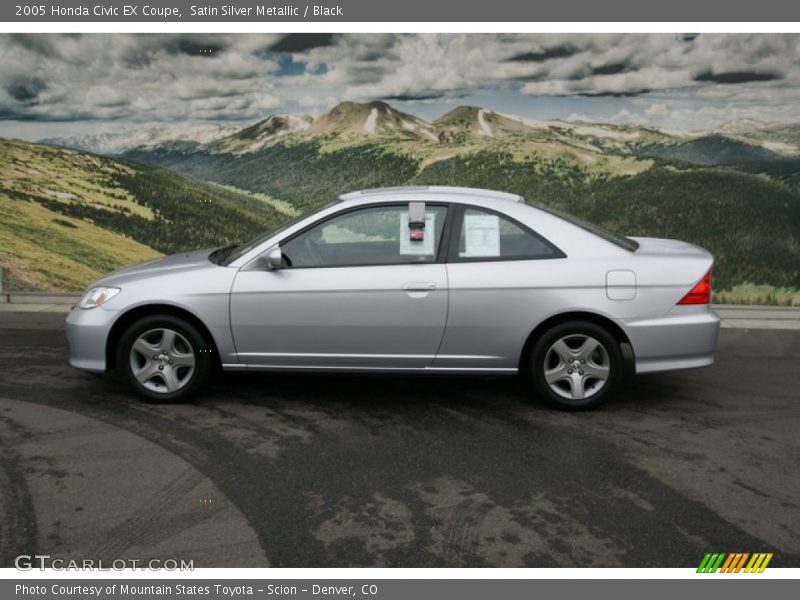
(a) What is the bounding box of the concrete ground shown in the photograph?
[0,311,798,568]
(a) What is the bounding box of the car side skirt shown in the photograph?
[221,363,518,374]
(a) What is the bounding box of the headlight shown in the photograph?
[78,286,121,309]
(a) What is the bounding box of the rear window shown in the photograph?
[529,201,640,252]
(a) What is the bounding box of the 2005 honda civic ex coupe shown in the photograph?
[66,186,720,410]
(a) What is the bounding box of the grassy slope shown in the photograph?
[1,140,160,291]
[0,139,284,291]
[0,189,159,291]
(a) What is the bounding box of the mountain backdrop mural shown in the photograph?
[1,34,799,303]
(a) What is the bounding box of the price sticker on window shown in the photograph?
[462,214,500,257]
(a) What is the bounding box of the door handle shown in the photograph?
[402,282,436,292]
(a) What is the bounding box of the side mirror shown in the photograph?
[265,246,283,270]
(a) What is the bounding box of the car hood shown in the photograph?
[92,248,219,287]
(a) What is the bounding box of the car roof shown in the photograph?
[338,186,524,205]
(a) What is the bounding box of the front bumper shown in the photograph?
[621,305,721,374]
[65,306,118,373]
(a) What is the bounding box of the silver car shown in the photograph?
[66,186,720,410]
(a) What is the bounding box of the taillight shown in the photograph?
[678,269,712,305]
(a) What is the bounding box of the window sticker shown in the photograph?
[462,214,500,257]
[400,212,436,255]
[408,202,426,242]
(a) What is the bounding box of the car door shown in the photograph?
[229,203,450,369]
[434,204,566,371]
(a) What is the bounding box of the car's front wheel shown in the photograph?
[529,321,623,410]
[117,315,212,403]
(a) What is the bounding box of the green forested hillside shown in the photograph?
[125,142,420,212]
[639,135,785,165]
[415,153,799,290]
[0,139,283,290]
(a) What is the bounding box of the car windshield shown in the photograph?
[529,200,640,252]
[212,202,338,266]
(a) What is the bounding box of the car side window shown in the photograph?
[281,204,447,268]
[454,207,562,261]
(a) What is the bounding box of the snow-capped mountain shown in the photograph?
[715,118,774,135]
[304,101,437,140]
[38,101,800,160]
[210,114,314,153]
[41,123,239,155]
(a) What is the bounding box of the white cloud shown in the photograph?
[566,113,591,122]
[611,108,638,123]
[0,33,284,123]
[645,103,669,116]
[2,33,800,132]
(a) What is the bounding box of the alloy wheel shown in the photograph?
[128,328,196,394]
[543,334,611,401]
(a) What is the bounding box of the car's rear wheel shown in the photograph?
[529,321,622,410]
[117,315,212,403]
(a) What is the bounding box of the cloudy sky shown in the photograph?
[2,32,800,139]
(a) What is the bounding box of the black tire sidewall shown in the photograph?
[530,320,622,411]
[117,315,211,403]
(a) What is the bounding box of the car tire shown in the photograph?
[529,321,623,411]
[117,315,212,403]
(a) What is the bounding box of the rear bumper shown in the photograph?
[65,306,117,373]
[620,305,721,374]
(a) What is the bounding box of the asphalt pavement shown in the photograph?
[0,313,799,568]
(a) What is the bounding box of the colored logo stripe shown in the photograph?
[720,553,749,573]
[745,553,773,573]
[697,553,726,573]
[697,552,773,573]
